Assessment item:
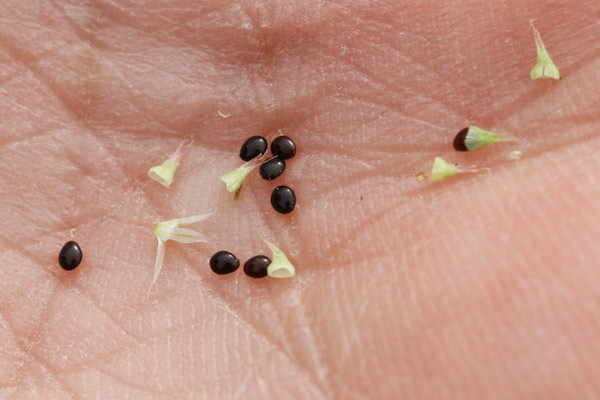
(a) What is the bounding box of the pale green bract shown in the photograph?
[149,213,214,296]
[430,157,459,182]
[220,157,261,193]
[530,21,560,80]
[148,140,193,188]
[260,237,296,278]
[464,126,511,151]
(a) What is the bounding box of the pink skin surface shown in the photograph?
[1,1,600,399]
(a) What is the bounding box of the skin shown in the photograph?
[1,1,599,399]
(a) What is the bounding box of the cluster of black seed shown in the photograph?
[239,135,297,214]
[210,250,271,279]
[207,135,300,277]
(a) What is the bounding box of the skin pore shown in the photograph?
[1,1,600,399]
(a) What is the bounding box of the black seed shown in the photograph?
[259,157,286,180]
[240,136,268,161]
[271,185,296,214]
[270,136,296,160]
[210,251,240,275]
[59,241,82,271]
[243,255,271,278]
[453,127,469,151]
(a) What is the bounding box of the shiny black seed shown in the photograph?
[240,136,268,161]
[453,127,469,151]
[210,251,240,275]
[59,241,82,271]
[270,136,296,160]
[271,185,296,214]
[259,157,286,180]
[243,255,271,278]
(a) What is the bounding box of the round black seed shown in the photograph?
[59,241,82,271]
[271,185,296,214]
[270,136,296,160]
[453,127,469,151]
[243,255,271,278]
[240,136,268,161]
[209,251,240,275]
[259,157,286,180]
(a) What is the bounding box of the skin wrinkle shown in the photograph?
[0,36,105,152]
[319,201,405,266]
[330,219,584,356]
[2,4,210,138]
[316,270,385,400]
[47,0,105,51]
[89,0,231,55]
[0,312,27,387]
[322,93,448,137]
[304,161,416,202]
[86,365,173,398]
[526,115,598,132]
[66,368,176,400]
[1,231,158,381]
[84,1,284,90]
[4,245,141,356]
[0,312,76,398]
[0,388,17,399]
[481,59,600,126]
[0,130,53,150]
[339,25,467,102]
[88,291,325,397]
[337,56,470,120]
[338,266,544,396]
[105,347,214,400]
[0,83,70,147]
[32,232,330,397]
[3,35,98,121]
[7,375,66,400]
[0,246,63,367]
[115,284,214,341]
[1,135,147,243]
[176,246,332,397]
[326,131,597,264]
[342,148,596,320]
[3,200,148,251]
[99,63,185,136]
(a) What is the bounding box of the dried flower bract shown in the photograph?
[431,157,460,182]
[149,213,214,295]
[529,20,560,80]
[260,236,296,278]
[454,126,512,152]
[430,157,484,182]
[148,140,194,188]
[220,156,262,194]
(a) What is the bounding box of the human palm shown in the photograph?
[2,1,600,399]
